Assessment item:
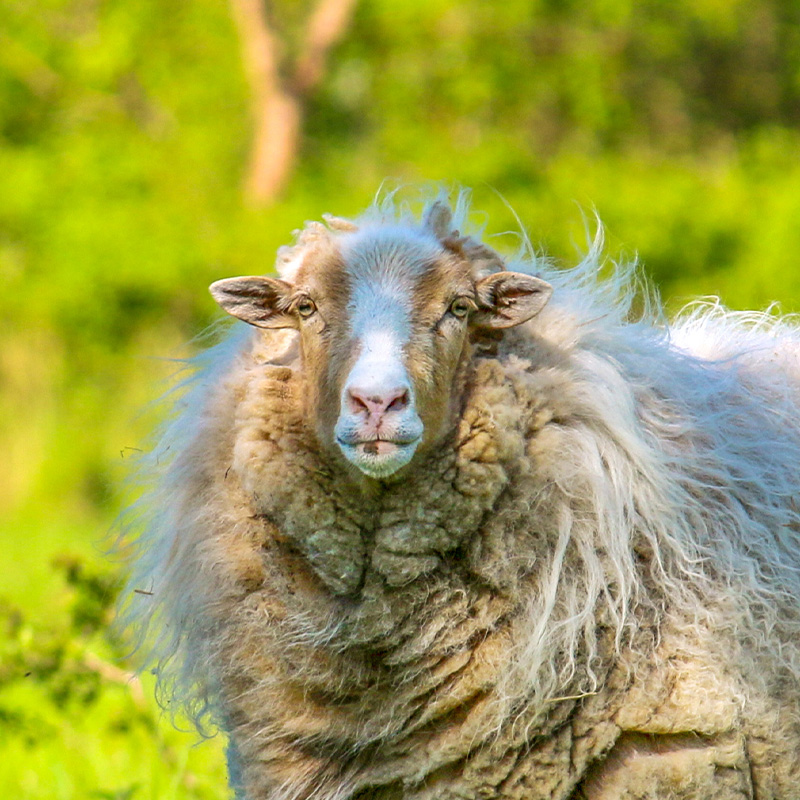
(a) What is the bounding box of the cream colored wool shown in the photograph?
[122,194,800,799]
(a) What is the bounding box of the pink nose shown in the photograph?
[346,385,410,419]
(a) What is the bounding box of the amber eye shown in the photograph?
[449,297,472,319]
[296,298,317,318]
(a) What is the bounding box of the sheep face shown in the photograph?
[210,209,552,480]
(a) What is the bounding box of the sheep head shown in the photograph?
[210,202,552,481]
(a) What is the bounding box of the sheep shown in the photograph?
[122,192,800,800]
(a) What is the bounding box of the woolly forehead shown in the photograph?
[292,225,475,332]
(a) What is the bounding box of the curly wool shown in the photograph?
[121,197,800,799]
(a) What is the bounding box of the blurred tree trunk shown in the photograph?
[230,0,359,205]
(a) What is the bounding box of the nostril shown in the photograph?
[346,386,411,418]
[346,388,371,415]
[387,389,409,412]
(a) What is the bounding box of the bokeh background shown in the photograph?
[3,0,800,796]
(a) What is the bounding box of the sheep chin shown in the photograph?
[337,438,420,478]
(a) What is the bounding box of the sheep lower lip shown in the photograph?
[335,437,423,477]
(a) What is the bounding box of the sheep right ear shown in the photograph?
[209,276,298,329]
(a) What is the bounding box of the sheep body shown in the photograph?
[123,196,800,799]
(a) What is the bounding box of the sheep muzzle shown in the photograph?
[333,331,425,479]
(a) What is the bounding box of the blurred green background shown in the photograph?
[2,0,800,796]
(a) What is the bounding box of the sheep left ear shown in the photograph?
[473,272,552,329]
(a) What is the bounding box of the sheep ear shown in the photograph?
[209,276,297,329]
[423,200,454,239]
[473,272,552,329]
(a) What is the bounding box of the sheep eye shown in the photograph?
[296,298,317,318]
[449,297,472,319]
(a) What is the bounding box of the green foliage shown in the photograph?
[0,557,114,711]
[0,552,226,798]
[2,0,800,795]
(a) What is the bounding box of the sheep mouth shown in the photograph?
[357,439,413,456]
[335,436,421,477]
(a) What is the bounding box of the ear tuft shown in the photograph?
[322,213,358,232]
[209,276,297,329]
[473,272,553,330]
[423,200,454,240]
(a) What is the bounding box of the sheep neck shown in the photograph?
[231,345,537,600]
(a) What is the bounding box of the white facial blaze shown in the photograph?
[347,276,412,401]
[333,234,433,477]
[346,328,409,401]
